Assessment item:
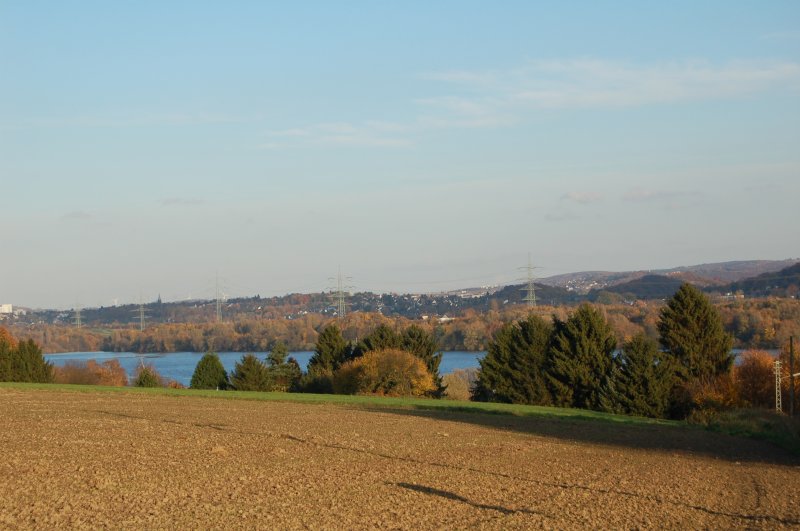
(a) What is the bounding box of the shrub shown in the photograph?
[190,352,229,390]
[332,349,435,397]
[133,364,163,388]
[685,372,739,416]
[734,350,775,408]
[54,359,128,386]
[442,368,478,401]
[299,367,334,394]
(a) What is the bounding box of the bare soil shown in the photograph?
[1,389,799,529]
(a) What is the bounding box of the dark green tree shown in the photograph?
[354,324,401,357]
[230,354,270,392]
[190,352,229,390]
[473,322,516,402]
[545,304,617,410]
[269,356,303,392]
[10,339,53,383]
[657,283,733,382]
[600,334,675,418]
[267,341,289,367]
[401,325,444,395]
[308,324,353,373]
[133,364,162,388]
[473,314,552,404]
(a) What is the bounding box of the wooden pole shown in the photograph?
[790,336,795,417]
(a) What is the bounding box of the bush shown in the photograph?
[190,352,229,390]
[299,368,334,394]
[332,349,435,397]
[133,364,163,388]
[735,350,775,408]
[442,368,478,401]
[54,359,128,386]
[685,372,739,416]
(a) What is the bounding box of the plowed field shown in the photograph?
[1,388,798,529]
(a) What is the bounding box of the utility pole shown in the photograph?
[328,267,354,319]
[518,254,540,308]
[73,305,82,329]
[775,359,782,413]
[790,337,795,417]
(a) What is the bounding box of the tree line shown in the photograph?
[473,284,799,418]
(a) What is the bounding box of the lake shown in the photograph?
[44,351,487,387]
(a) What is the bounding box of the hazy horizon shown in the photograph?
[2,2,799,309]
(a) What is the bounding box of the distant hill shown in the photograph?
[710,262,800,297]
[541,259,798,294]
[588,275,684,301]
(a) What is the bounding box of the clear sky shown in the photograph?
[1,1,799,309]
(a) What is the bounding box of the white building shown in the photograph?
[0,304,12,314]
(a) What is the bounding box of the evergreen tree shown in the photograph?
[190,351,229,390]
[600,334,675,418]
[230,354,271,391]
[401,325,444,394]
[269,356,303,392]
[354,324,401,357]
[133,364,162,388]
[267,341,289,367]
[657,283,733,382]
[308,323,352,373]
[545,304,617,410]
[11,339,53,383]
[473,314,552,404]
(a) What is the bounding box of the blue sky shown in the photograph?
[1,2,799,308]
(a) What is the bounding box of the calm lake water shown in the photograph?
[44,351,486,387]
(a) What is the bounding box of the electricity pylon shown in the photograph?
[328,267,354,319]
[518,254,541,307]
[73,305,82,328]
[215,273,226,322]
[132,295,148,331]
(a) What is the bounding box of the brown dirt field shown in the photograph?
[1,389,799,530]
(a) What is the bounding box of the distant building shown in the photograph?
[0,304,12,314]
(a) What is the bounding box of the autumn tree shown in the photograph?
[658,283,734,382]
[546,305,617,410]
[190,352,229,390]
[734,350,775,408]
[332,349,434,397]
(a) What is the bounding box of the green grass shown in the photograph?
[690,408,800,455]
[0,382,676,427]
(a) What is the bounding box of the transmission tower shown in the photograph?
[328,267,354,319]
[131,295,149,331]
[215,273,225,322]
[73,305,82,328]
[518,254,541,307]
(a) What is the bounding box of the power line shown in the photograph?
[328,267,354,319]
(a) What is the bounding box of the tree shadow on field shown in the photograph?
[358,405,800,466]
